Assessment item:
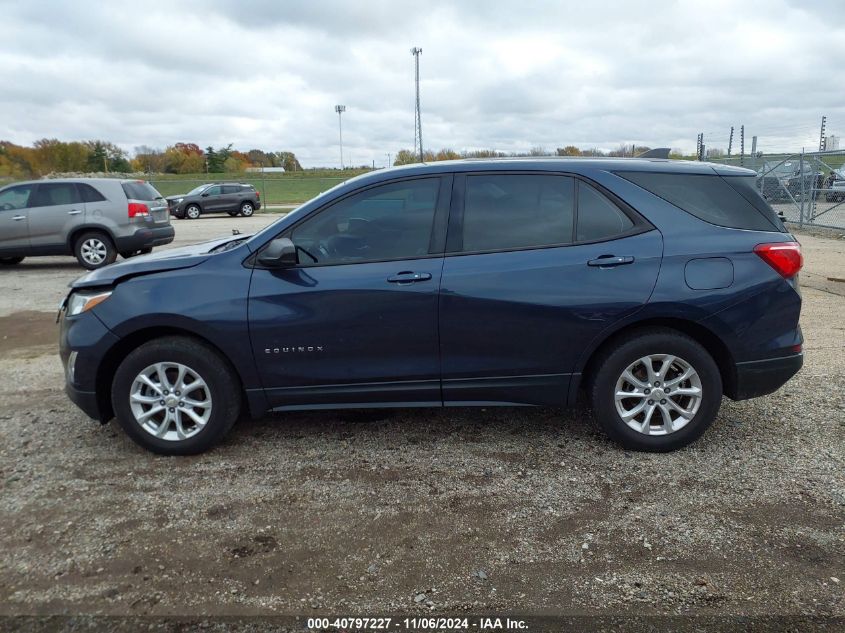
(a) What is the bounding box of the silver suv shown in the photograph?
[0,178,174,270]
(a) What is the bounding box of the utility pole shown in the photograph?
[335,105,346,169]
[411,47,424,162]
[387,153,391,167]
[727,126,734,157]
[819,115,827,152]
[740,125,745,166]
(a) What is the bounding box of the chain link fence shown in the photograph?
[708,150,845,230]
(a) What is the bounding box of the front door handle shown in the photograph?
[12,215,25,221]
[68,209,82,215]
[387,271,432,284]
[587,255,634,268]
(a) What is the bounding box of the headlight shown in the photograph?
[67,290,112,316]
[175,198,184,203]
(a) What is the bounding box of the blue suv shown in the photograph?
[59,159,803,455]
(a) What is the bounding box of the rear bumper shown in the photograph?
[729,352,803,400]
[114,225,175,252]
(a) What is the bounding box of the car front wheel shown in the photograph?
[111,336,242,455]
[185,204,201,220]
[589,328,722,452]
[239,202,254,217]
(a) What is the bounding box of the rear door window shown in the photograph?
[121,181,163,201]
[78,183,106,202]
[31,183,81,207]
[619,172,780,231]
[222,185,241,194]
[460,174,575,251]
[576,181,634,242]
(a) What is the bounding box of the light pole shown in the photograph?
[334,104,346,169]
[387,153,391,167]
[411,47,423,162]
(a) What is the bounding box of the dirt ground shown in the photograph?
[0,216,843,624]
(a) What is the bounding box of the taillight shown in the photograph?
[255,190,260,200]
[754,241,803,278]
[128,202,149,218]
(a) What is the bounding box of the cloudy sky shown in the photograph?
[1,0,844,167]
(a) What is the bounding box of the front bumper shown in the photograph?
[59,308,120,421]
[114,225,175,252]
[730,352,803,400]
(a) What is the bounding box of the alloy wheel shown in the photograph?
[80,238,108,265]
[614,354,703,435]
[128,362,212,441]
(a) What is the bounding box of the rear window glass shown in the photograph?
[78,183,106,202]
[122,181,162,201]
[577,182,634,241]
[619,172,781,232]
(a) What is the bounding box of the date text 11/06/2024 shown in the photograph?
[306,616,529,630]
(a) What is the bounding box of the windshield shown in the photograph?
[186,184,209,196]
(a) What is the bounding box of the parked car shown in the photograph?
[0,178,173,269]
[59,159,803,455]
[167,183,261,219]
[824,168,845,202]
[757,161,822,201]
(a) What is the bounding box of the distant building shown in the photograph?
[246,166,286,173]
[825,135,839,151]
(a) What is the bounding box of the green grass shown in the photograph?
[148,169,373,205]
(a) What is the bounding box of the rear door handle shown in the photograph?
[387,271,432,284]
[587,255,634,267]
[68,209,82,215]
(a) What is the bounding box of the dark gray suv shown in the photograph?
[167,183,261,219]
[0,178,173,269]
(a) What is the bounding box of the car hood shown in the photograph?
[70,235,248,289]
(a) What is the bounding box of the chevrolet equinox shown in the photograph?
[59,159,803,455]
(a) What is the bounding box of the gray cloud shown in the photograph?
[1,0,843,166]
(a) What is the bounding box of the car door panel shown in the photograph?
[28,183,85,251]
[249,259,444,407]
[0,184,33,253]
[438,173,662,406]
[248,175,451,409]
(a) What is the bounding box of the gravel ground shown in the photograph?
[0,216,843,622]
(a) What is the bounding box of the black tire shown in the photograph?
[227,210,238,217]
[110,336,242,455]
[588,328,722,452]
[0,256,24,265]
[239,201,255,217]
[73,231,117,270]
[185,204,201,220]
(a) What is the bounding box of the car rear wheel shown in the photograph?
[185,204,201,220]
[74,231,117,270]
[111,336,241,455]
[239,202,254,217]
[0,256,24,265]
[589,328,722,452]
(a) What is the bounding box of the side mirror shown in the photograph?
[201,193,209,197]
[258,237,298,268]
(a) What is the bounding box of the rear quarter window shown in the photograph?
[618,172,782,232]
[121,181,163,201]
